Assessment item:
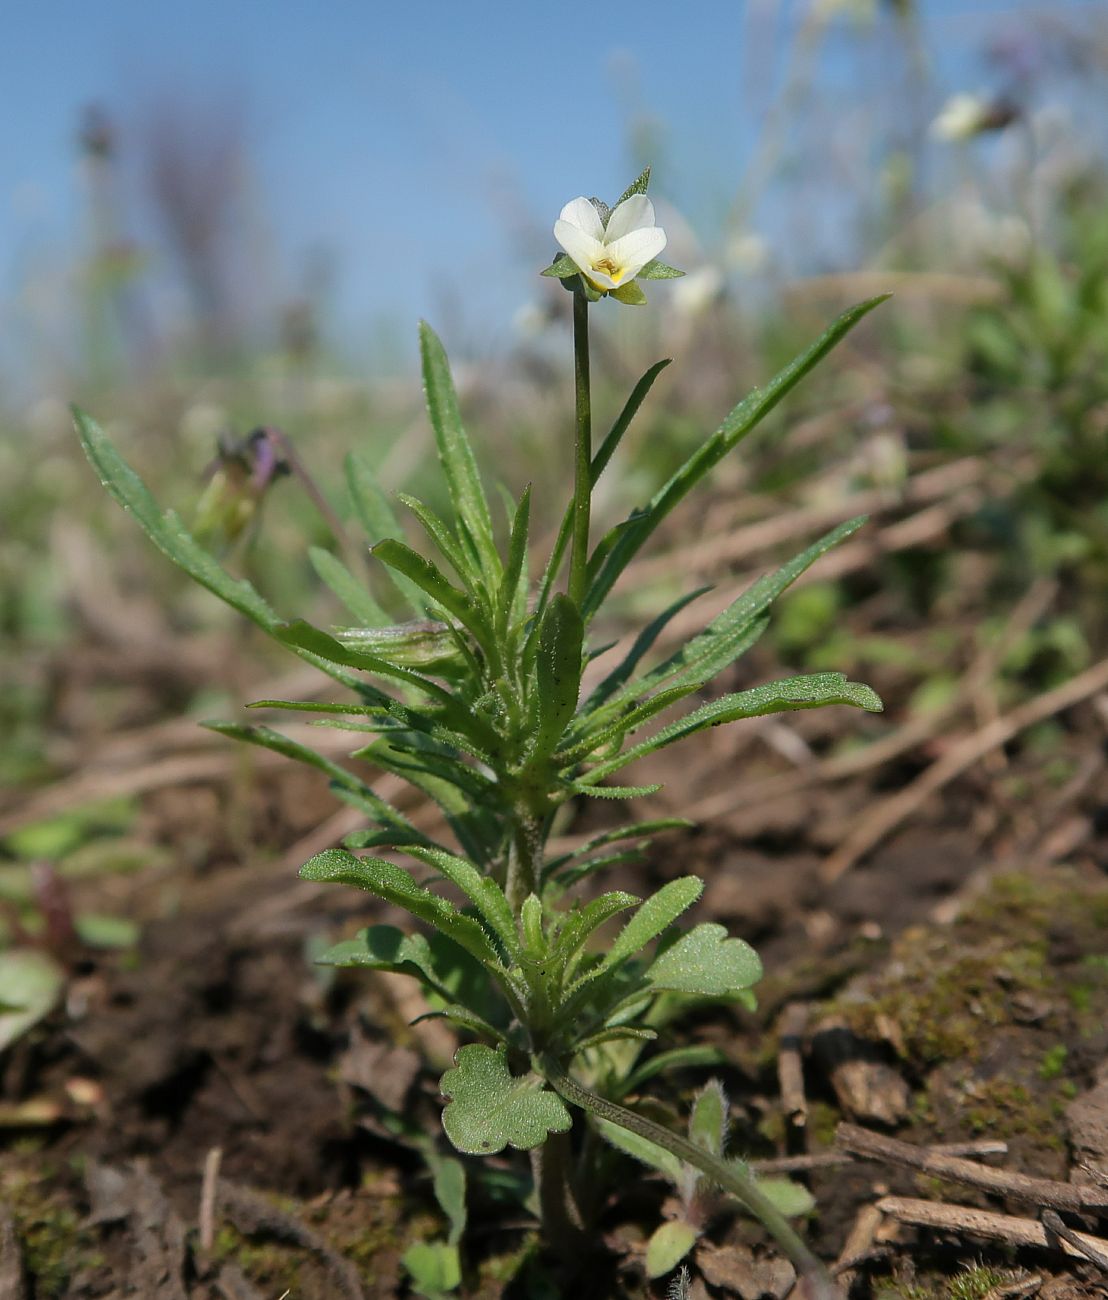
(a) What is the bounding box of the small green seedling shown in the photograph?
[77,168,885,1296]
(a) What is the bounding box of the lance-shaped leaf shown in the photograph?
[372,539,488,644]
[406,847,518,959]
[496,485,531,639]
[594,1116,682,1182]
[345,452,429,615]
[579,673,883,784]
[528,594,583,761]
[316,924,455,1000]
[583,296,890,616]
[300,849,500,968]
[567,878,703,1008]
[203,721,419,835]
[398,491,481,591]
[552,891,640,977]
[647,924,762,999]
[439,1044,571,1154]
[419,322,499,576]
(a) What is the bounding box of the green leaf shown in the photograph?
[618,1045,728,1098]
[405,847,518,959]
[553,891,640,975]
[563,779,662,800]
[637,259,685,280]
[315,924,452,992]
[300,849,501,968]
[203,721,420,835]
[419,322,498,576]
[610,281,648,306]
[439,1044,571,1154]
[583,296,890,615]
[496,484,531,639]
[588,877,702,983]
[580,672,883,781]
[345,453,429,615]
[579,587,710,715]
[751,1174,816,1218]
[594,1115,682,1182]
[413,1004,508,1045]
[647,924,763,998]
[529,594,584,761]
[308,546,388,627]
[688,1079,728,1157]
[372,539,486,644]
[646,1220,699,1279]
[541,254,580,279]
[73,914,140,949]
[398,492,481,589]
[614,166,651,208]
[0,950,65,1051]
[277,619,457,705]
[428,1154,467,1246]
[335,621,464,676]
[402,1240,461,1297]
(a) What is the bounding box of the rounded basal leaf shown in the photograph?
[647,923,762,997]
[646,1219,700,1279]
[440,1044,571,1155]
[749,1173,816,1218]
[0,950,66,1052]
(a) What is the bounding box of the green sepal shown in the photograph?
[610,281,648,306]
[439,1044,571,1155]
[637,259,685,280]
[614,166,651,208]
[541,254,580,279]
[647,924,763,999]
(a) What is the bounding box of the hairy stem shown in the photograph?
[542,1058,838,1300]
[567,291,592,610]
[530,1129,586,1255]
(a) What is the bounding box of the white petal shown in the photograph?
[557,197,605,240]
[604,194,656,243]
[554,220,604,273]
[604,226,667,279]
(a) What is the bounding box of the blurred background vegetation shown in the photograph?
[3,0,1107,843]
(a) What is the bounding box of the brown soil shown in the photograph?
[3,654,1108,1300]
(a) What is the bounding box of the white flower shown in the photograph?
[554,194,667,293]
[930,93,989,142]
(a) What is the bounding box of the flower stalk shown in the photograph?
[568,289,592,610]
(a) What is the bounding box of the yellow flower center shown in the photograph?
[592,255,625,285]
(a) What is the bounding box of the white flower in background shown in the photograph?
[931,93,990,142]
[554,194,667,294]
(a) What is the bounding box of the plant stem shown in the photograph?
[542,1058,839,1300]
[530,1130,586,1256]
[567,290,592,610]
[505,813,542,916]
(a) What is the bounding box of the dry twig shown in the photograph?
[838,1124,1108,1213]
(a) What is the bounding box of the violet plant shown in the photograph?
[77,168,885,1295]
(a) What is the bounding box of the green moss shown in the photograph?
[1038,1044,1068,1080]
[875,1264,1017,1300]
[957,1079,1065,1150]
[212,1224,305,1290]
[3,1168,102,1298]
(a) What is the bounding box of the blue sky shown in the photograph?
[1,0,1095,387]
